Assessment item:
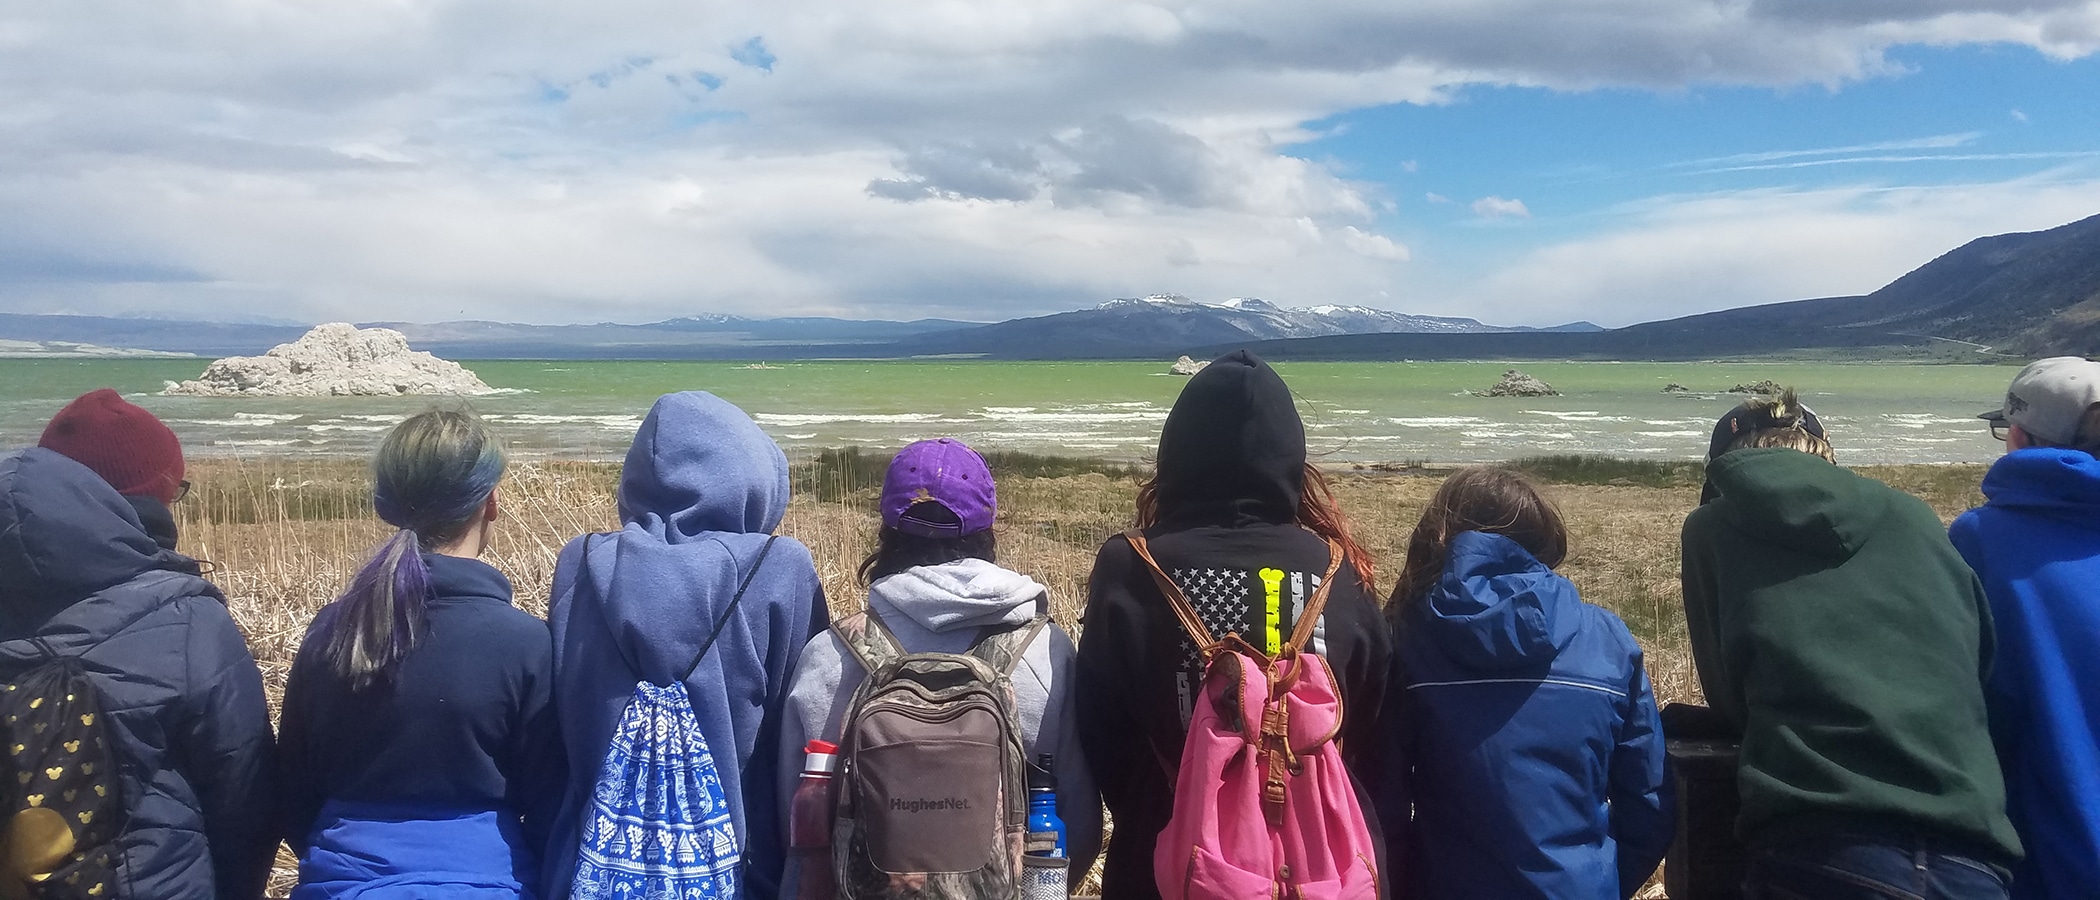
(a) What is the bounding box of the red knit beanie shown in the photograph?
[39,388,187,505]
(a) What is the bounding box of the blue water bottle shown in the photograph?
[1027,753,1067,857]
[1023,754,1069,900]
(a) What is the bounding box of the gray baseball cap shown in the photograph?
[1980,356,2100,446]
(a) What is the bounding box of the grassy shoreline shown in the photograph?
[180,451,1989,707]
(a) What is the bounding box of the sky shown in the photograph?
[3,1,2099,328]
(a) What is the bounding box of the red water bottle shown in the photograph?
[790,739,839,900]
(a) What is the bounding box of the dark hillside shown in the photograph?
[1222,212,2100,362]
[1615,211,2100,355]
[890,302,1264,358]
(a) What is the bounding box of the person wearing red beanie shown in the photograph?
[39,388,188,550]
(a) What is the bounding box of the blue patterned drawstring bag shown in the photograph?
[571,537,778,900]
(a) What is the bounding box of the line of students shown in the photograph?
[2,351,2093,900]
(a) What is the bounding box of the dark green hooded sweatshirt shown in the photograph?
[1680,448,2020,864]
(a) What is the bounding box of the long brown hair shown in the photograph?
[1388,466,1566,620]
[856,503,997,585]
[1135,461,1376,590]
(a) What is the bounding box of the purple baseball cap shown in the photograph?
[881,438,996,537]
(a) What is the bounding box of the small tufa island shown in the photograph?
[1478,369,1559,397]
[165,323,494,397]
[1170,355,1210,376]
[1728,380,1784,395]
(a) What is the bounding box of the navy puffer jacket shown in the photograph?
[0,448,276,900]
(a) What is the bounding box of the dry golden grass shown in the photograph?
[175,454,1988,897]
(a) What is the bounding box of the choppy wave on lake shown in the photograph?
[0,359,2017,465]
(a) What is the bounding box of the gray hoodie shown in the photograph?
[777,558,1102,888]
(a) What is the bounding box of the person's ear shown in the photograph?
[483,488,501,523]
[2006,424,2033,451]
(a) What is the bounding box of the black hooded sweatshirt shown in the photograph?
[1075,350,1391,900]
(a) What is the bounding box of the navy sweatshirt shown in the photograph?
[278,554,568,864]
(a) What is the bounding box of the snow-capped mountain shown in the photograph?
[889,294,1599,358]
[1090,294,1586,338]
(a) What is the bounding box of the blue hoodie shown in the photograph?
[544,393,829,900]
[1374,531,1671,900]
[1949,447,2100,900]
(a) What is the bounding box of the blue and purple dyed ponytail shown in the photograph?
[321,408,506,690]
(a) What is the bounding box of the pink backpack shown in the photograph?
[1124,530,1382,900]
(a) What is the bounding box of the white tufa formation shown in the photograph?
[165,323,494,397]
[1480,369,1560,397]
[1170,355,1210,376]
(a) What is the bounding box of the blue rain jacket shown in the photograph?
[1373,531,1671,900]
[1949,447,2100,900]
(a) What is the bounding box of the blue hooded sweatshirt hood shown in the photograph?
[545,392,827,900]
[617,391,792,541]
[1977,446,2100,523]
[1412,530,1578,672]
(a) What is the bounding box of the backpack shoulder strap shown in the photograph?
[966,593,1050,677]
[1120,529,1217,651]
[1284,536,1345,656]
[830,609,906,677]
[679,535,781,682]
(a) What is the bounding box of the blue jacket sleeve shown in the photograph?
[179,598,278,900]
[1609,644,1673,899]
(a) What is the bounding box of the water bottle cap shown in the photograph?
[804,740,839,774]
[1028,753,1055,791]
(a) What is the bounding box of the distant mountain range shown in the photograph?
[1,211,2093,361]
[0,313,980,359]
[878,295,1598,357]
[0,297,1596,360]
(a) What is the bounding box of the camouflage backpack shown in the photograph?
[829,600,1048,900]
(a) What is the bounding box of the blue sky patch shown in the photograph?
[731,37,775,72]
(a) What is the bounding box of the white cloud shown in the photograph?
[0,0,2097,321]
[1451,173,2100,327]
[1471,196,1532,219]
[1340,226,1411,261]
[1694,149,2100,174]
[1681,132,1984,167]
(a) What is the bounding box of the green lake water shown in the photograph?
[0,358,2017,464]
